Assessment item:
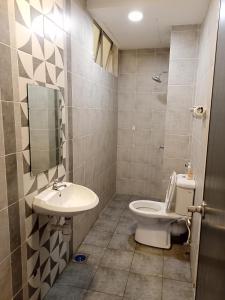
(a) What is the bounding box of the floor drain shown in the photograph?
[72,254,88,263]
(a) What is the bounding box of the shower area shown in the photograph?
[116,48,170,200]
[116,26,197,200]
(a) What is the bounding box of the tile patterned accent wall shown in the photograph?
[190,0,220,286]
[69,0,118,251]
[116,49,169,200]
[162,25,199,189]
[0,0,73,299]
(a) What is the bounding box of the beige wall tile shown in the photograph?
[0,101,4,155]
[164,134,191,159]
[118,111,134,130]
[136,75,153,93]
[117,129,133,146]
[118,92,135,112]
[167,85,195,110]
[0,156,7,210]
[118,74,136,92]
[134,111,152,130]
[170,29,199,59]
[130,162,149,180]
[133,130,151,146]
[166,109,192,135]
[137,52,157,75]
[168,60,197,86]
[0,208,10,263]
[135,93,152,112]
[119,52,137,74]
[0,256,12,300]
[131,146,151,164]
[151,110,166,131]
[151,93,167,111]
[117,161,131,179]
[117,146,131,162]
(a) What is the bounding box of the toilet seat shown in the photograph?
[129,200,181,220]
[129,172,178,220]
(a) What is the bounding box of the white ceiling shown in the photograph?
[87,0,210,49]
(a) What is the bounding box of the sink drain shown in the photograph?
[72,254,88,263]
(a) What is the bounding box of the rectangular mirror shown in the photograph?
[27,85,63,175]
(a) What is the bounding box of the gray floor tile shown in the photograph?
[162,278,194,300]
[100,248,133,271]
[163,256,192,282]
[101,207,124,221]
[135,243,163,256]
[120,210,134,220]
[83,229,113,248]
[131,252,163,276]
[163,244,190,261]
[78,244,106,265]
[45,285,86,300]
[108,200,128,210]
[84,290,123,300]
[124,272,162,300]
[108,233,136,252]
[115,218,137,235]
[93,217,119,233]
[45,194,193,299]
[55,262,97,289]
[99,213,120,222]
[89,266,129,297]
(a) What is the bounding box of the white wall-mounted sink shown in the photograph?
[33,182,99,216]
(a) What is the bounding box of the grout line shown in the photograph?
[162,275,193,284]
[117,195,136,298]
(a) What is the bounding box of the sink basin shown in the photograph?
[33,182,99,216]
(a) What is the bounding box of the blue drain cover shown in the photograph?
[72,254,87,263]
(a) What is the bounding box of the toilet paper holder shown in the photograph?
[190,106,207,119]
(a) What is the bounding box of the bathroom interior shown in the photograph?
[1,0,225,299]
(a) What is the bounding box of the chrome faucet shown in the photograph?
[52,179,67,191]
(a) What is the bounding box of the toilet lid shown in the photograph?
[165,171,176,212]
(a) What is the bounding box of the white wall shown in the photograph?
[190,0,220,285]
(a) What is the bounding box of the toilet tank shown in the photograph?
[175,174,196,216]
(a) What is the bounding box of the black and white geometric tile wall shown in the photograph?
[16,0,70,298]
[0,0,72,299]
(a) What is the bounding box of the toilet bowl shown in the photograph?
[129,172,195,249]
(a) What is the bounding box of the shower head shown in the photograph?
[152,71,168,83]
[152,75,162,83]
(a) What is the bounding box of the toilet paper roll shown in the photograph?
[192,106,205,119]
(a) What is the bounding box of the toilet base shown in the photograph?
[135,223,171,249]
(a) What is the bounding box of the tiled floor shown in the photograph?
[45,195,194,300]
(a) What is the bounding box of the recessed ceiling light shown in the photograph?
[128,11,143,22]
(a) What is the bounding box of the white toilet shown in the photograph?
[129,172,195,249]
